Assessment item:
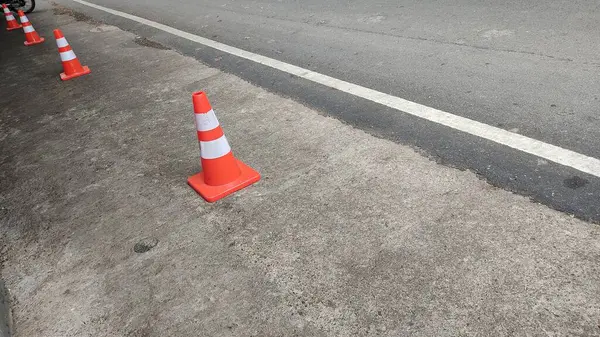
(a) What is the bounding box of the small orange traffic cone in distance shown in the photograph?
[2,4,21,31]
[18,10,44,46]
[53,29,91,81]
[187,91,260,202]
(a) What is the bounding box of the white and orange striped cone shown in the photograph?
[187,91,260,202]
[53,29,91,81]
[18,10,44,46]
[2,4,21,31]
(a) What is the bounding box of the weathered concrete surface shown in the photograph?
[1,2,599,336]
[0,281,11,337]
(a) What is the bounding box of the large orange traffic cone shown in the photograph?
[2,4,21,31]
[53,29,91,81]
[18,10,44,46]
[187,92,260,202]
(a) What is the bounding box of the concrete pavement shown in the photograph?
[1,2,600,336]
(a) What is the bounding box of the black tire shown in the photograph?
[11,0,35,14]
[25,0,35,14]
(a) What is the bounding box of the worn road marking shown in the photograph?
[72,0,600,178]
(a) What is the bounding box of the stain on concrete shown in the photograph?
[89,25,120,33]
[480,29,514,39]
[358,15,386,24]
[133,36,170,50]
[133,238,159,253]
[52,3,101,25]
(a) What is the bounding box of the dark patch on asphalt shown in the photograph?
[52,3,101,25]
[133,238,159,253]
[563,176,589,189]
[134,36,170,50]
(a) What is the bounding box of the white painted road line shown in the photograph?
[72,0,600,178]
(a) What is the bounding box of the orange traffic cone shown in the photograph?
[2,4,21,31]
[187,91,260,202]
[18,10,43,46]
[53,29,91,81]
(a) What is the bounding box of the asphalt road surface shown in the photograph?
[56,0,600,221]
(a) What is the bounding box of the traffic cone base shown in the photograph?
[188,158,260,202]
[6,24,20,31]
[60,65,91,81]
[24,36,44,46]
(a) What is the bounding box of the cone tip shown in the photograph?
[192,91,212,113]
[17,9,23,15]
[53,29,64,39]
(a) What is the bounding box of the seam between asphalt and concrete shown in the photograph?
[68,0,600,179]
